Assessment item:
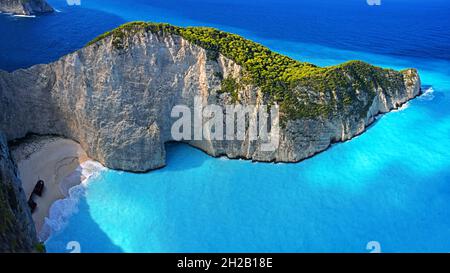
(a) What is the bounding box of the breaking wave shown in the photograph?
[13,14,36,18]
[419,87,435,101]
[39,160,106,242]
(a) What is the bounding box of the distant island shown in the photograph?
[0,21,421,252]
[0,0,53,15]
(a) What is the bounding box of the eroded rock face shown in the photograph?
[0,133,37,252]
[0,0,53,15]
[0,30,421,172]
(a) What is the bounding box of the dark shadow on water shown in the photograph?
[45,156,124,253]
[46,197,124,253]
[159,142,209,172]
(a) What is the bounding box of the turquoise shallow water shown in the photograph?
[46,42,450,252]
[2,0,448,252]
[45,75,450,252]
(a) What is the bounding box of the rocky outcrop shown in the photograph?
[0,133,38,252]
[0,23,421,172]
[0,0,53,15]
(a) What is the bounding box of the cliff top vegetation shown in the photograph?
[87,22,411,120]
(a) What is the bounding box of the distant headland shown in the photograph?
[0,0,53,15]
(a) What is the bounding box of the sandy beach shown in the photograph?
[11,136,89,234]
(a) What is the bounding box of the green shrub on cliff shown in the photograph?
[219,76,240,103]
[34,242,46,253]
[87,22,408,120]
[0,175,28,252]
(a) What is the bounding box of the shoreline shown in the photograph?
[39,159,105,242]
[6,87,424,242]
[10,136,90,236]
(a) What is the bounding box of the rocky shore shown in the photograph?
[0,0,53,15]
[0,22,421,252]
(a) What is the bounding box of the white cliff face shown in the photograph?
[0,30,421,172]
[279,69,421,163]
[0,0,53,15]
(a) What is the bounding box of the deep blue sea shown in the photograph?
[1,0,450,252]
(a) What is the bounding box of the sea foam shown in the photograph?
[39,160,106,242]
[418,87,435,101]
[13,15,36,18]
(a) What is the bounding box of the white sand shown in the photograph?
[11,136,89,233]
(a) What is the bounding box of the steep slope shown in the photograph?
[0,0,53,15]
[0,22,421,172]
[0,134,38,252]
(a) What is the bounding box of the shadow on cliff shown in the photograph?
[46,197,124,253]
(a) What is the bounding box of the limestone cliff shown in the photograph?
[0,134,38,252]
[0,0,53,15]
[0,22,421,172]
